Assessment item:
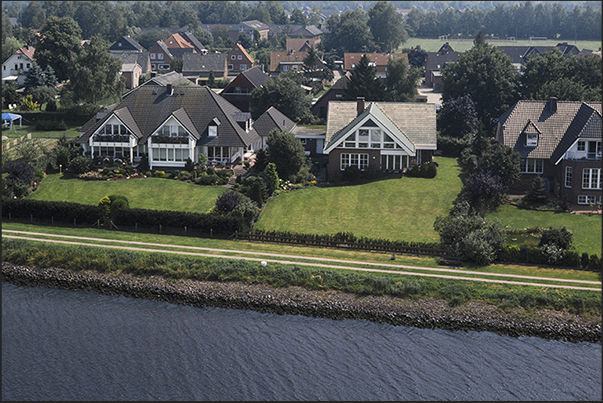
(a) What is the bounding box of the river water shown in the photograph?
[2,282,601,401]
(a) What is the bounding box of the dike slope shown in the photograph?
[2,262,601,343]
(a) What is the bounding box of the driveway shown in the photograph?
[417,84,443,106]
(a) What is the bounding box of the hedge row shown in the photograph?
[2,199,246,235]
[499,245,601,272]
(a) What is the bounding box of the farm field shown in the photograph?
[401,37,602,53]
[26,175,226,213]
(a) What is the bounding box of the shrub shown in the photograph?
[341,165,361,182]
[521,176,548,206]
[214,190,243,214]
[196,173,221,186]
[68,156,92,175]
[35,119,68,131]
[184,158,194,172]
[538,227,573,250]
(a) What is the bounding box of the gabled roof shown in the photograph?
[180,32,205,53]
[110,35,144,52]
[78,85,258,148]
[270,51,308,70]
[240,66,268,87]
[242,20,269,31]
[424,50,459,71]
[182,52,227,74]
[230,43,254,63]
[111,51,151,73]
[150,40,174,59]
[324,101,436,151]
[251,106,297,138]
[16,45,35,60]
[290,25,323,37]
[165,33,195,49]
[497,99,602,164]
[343,53,408,70]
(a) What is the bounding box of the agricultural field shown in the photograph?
[400,37,602,53]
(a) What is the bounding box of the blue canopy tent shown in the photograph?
[2,112,22,130]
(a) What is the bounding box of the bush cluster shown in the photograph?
[406,161,438,178]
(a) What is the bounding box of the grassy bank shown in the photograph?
[3,236,600,318]
[27,175,226,213]
[401,38,602,52]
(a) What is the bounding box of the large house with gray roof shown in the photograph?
[323,98,437,180]
[77,84,261,169]
[496,97,602,206]
[182,52,228,84]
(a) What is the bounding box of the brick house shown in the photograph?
[227,43,254,75]
[324,98,437,180]
[148,40,174,72]
[220,66,269,112]
[343,52,409,78]
[496,97,602,207]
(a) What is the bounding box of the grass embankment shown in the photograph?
[27,175,227,213]
[256,157,462,243]
[2,125,81,139]
[401,38,603,52]
[2,235,600,318]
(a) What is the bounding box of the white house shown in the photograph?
[2,46,35,85]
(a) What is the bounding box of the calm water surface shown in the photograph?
[2,282,601,401]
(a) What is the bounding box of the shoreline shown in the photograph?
[2,262,601,343]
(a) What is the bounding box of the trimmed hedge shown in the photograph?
[2,198,103,224]
[499,244,600,272]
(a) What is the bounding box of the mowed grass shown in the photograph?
[487,204,602,256]
[255,157,463,243]
[27,174,227,213]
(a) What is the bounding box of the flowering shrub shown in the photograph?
[78,171,103,180]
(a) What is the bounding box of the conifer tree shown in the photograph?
[23,62,46,92]
[43,65,58,87]
[523,176,548,206]
[344,54,384,101]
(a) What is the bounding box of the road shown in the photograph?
[3,229,600,292]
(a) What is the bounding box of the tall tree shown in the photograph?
[437,95,479,138]
[66,35,123,104]
[290,8,308,25]
[21,1,47,29]
[266,129,308,181]
[43,65,58,87]
[34,16,82,82]
[323,9,374,54]
[344,54,383,101]
[384,56,421,102]
[23,62,46,91]
[368,1,408,53]
[442,32,518,129]
[250,74,312,122]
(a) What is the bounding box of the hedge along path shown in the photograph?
[3,231,601,291]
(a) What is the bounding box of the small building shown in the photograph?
[148,40,174,72]
[220,66,269,112]
[270,50,308,75]
[2,45,35,85]
[227,43,254,75]
[343,52,409,78]
[109,35,144,53]
[182,52,228,84]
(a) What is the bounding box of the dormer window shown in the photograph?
[526,132,538,147]
[208,126,217,137]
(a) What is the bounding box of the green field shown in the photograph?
[2,124,81,139]
[401,37,602,53]
[27,174,227,213]
[255,157,463,243]
[487,204,602,256]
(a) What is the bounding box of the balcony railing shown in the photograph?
[151,135,189,144]
[93,135,130,143]
[565,151,601,161]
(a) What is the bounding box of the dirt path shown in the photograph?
[3,229,600,291]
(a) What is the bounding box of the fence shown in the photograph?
[234,231,446,257]
[2,133,31,152]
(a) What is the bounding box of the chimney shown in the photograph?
[166,84,173,96]
[356,97,365,116]
[549,96,557,113]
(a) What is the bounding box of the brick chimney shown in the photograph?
[549,96,557,113]
[357,97,365,116]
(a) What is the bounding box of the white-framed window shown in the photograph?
[231,55,236,60]
[159,64,170,70]
[240,64,247,70]
[577,195,598,205]
[582,168,601,189]
[565,166,572,188]
[151,53,156,59]
[526,132,538,146]
[380,154,407,171]
[207,146,230,161]
[238,55,242,60]
[118,42,122,47]
[158,53,163,59]
[152,148,186,162]
[292,65,298,70]
[208,126,217,137]
[577,140,585,151]
[520,158,543,174]
[228,64,234,70]
[340,153,369,170]
[282,65,289,71]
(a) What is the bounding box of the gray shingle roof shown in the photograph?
[250,106,297,138]
[111,51,150,73]
[182,52,227,74]
[497,100,602,164]
[78,85,258,148]
[180,32,205,52]
[324,101,437,150]
[110,36,144,52]
[239,66,269,88]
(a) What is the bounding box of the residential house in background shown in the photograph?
[496,97,602,207]
[182,52,228,84]
[343,52,409,78]
[149,40,174,72]
[220,66,269,112]
[286,37,320,53]
[164,33,197,60]
[2,45,35,85]
[227,43,254,75]
[323,98,437,180]
[269,50,308,75]
[76,84,260,169]
[121,71,197,98]
[310,73,349,120]
[424,43,459,91]
[267,24,324,42]
[179,31,206,54]
[112,51,152,89]
[237,20,269,41]
[250,106,297,149]
[109,35,144,53]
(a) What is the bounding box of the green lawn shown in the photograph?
[486,204,602,256]
[27,174,227,213]
[255,157,463,243]
[401,37,602,52]
[2,124,81,139]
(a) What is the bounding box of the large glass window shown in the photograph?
[565,166,572,188]
[520,158,544,174]
[340,153,369,170]
[582,168,601,189]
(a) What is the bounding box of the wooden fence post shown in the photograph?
[159,224,162,233]
[30,214,33,222]
[210,228,213,238]
[135,223,138,231]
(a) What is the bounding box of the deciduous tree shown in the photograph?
[34,16,82,82]
[368,1,408,53]
[437,95,479,138]
[266,129,308,181]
